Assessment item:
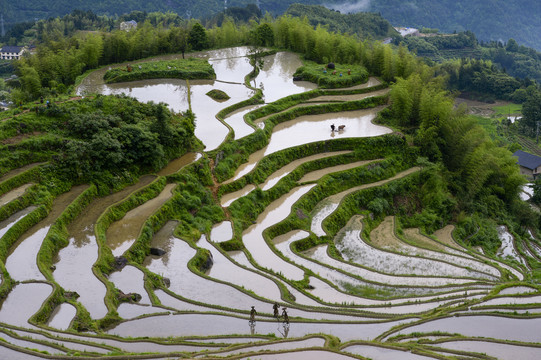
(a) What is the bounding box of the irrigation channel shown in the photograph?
[0,46,539,359]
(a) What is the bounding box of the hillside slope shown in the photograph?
[3,0,540,51]
[360,0,541,50]
[284,4,397,40]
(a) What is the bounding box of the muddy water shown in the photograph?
[476,295,541,306]
[347,216,500,280]
[209,337,325,357]
[0,331,65,355]
[221,184,256,207]
[0,205,36,239]
[242,186,314,281]
[257,52,317,103]
[117,303,166,319]
[307,243,474,287]
[190,80,255,151]
[144,228,274,311]
[0,344,54,359]
[107,183,176,256]
[109,312,406,341]
[225,105,262,140]
[436,340,541,360]
[265,109,391,156]
[5,185,88,281]
[239,350,359,360]
[335,216,494,280]
[499,286,537,295]
[497,225,527,266]
[210,221,233,243]
[157,152,202,176]
[299,160,376,183]
[109,265,151,304]
[47,303,76,330]
[209,51,254,83]
[342,344,435,360]
[259,151,352,190]
[0,283,52,327]
[76,47,252,95]
[311,167,420,236]
[228,250,323,308]
[227,109,389,183]
[0,183,33,207]
[275,232,483,309]
[144,220,178,265]
[10,328,110,354]
[198,235,282,300]
[54,175,155,319]
[76,47,258,152]
[275,231,454,302]
[154,289,214,312]
[393,315,541,342]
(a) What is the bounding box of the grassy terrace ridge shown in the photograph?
[103,58,215,84]
[293,62,369,89]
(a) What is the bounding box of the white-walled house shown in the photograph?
[513,150,541,180]
[120,20,137,31]
[0,45,26,60]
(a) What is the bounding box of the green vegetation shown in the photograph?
[293,62,368,88]
[493,103,522,116]
[363,0,541,51]
[284,4,398,40]
[206,89,230,101]
[1,8,541,358]
[103,58,215,83]
[400,31,541,85]
[0,95,199,184]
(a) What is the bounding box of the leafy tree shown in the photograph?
[188,22,209,51]
[520,88,541,136]
[532,178,541,205]
[255,23,274,47]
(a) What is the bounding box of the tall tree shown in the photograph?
[188,22,208,51]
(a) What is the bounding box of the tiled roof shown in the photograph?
[513,150,541,170]
[0,45,24,53]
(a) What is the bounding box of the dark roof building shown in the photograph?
[0,45,26,60]
[513,150,541,179]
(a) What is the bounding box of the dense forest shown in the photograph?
[398,31,541,84]
[3,0,541,50]
[362,0,541,51]
[284,4,397,40]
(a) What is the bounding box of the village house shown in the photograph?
[513,150,541,179]
[120,20,137,31]
[394,27,420,37]
[0,45,26,60]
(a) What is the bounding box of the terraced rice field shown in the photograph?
[0,47,540,359]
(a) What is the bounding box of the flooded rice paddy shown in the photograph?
[0,47,538,359]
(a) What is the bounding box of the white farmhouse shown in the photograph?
[120,20,137,31]
[0,45,26,60]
